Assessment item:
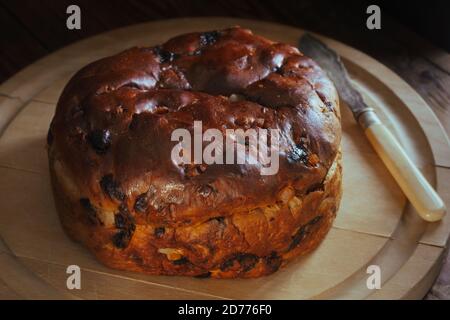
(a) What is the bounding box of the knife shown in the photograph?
[299,34,446,222]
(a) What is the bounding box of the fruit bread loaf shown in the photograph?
[47,27,342,278]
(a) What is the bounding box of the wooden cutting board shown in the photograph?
[0,17,449,300]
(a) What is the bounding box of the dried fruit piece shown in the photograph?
[198,184,214,197]
[134,193,148,213]
[237,254,259,272]
[114,204,135,229]
[199,31,220,46]
[309,215,323,225]
[88,129,111,154]
[112,205,136,249]
[154,227,165,238]
[264,251,282,273]
[220,253,259,272]
[100,174,125,201]
[214,216,226,226]
[112,229,134,249]
[287,144,309,164]
[153,46,178,63]
[325,101,334,111]
[79,198,98,225]
[172,257,189,265]
[288,215,323,251]
[289,226,307,251]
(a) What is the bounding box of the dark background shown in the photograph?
[1,0,449,84]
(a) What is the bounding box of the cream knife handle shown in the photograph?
[359,110,446,222]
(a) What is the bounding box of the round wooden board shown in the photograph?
[0,18,449,300]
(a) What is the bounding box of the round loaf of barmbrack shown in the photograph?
[47,27,342,278]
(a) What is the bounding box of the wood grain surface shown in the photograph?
[0,18,448,300]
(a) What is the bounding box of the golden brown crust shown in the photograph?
[48,27,342,278]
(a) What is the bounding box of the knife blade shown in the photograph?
[299,33,369,120]
[298,33,446,222]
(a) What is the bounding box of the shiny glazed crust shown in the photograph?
[48,27,342,278]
